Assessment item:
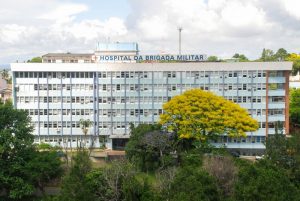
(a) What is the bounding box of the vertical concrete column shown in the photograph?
[265,71,269,138]
[285,71,290,135]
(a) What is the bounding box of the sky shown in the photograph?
[1,0,300,66]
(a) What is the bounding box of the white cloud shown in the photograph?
[221,1,265,28]
[39,3,88,23]
[281,0,300,20]
[1,0,300,64]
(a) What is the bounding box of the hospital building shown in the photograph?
[11,42,292,154]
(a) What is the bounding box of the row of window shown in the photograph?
[25,108,284,117]
[15,70,284,79]
[248,109,285,116]
[17,95,285,104]
[212,136,266,143]
[26,109,163,116]
[31,120,284,131]
[43,59,93,63]
[225,96,284,103]
[21,83,280,92]
[32,121,130,129]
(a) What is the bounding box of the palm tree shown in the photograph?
[79,119,92,149]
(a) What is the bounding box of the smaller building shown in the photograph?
[290,71,300,89]
[42,42,139,64]
[42,53,94,63]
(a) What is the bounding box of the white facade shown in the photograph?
[11,62,292,154]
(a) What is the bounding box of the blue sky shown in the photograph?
[1,0,300,66]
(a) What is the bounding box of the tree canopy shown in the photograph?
[167,167,220,201]
[234,163,299,201]
[290,88,300,126]
[287,53,300,75]
[207,56,219,62]
[125,124,175,171]
[159,89,258,141]
[275,48,289,61]
[0,101,62,199]
[27,57,42,63]
[232,53,249,61]
[259,48,275,61]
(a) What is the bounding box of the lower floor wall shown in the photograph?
[35,134,267,155]
[34,135,130,150]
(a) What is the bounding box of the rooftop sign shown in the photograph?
[94,54,207,62]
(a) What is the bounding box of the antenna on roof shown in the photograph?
[178,27,183,56]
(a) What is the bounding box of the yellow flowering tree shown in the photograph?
[159,89,258,141]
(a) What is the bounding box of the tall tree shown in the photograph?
[79,119,92,149]
[159,89,258,142]
[0,101,62,199]
[260,48,275,61]
[58,150,94,201]
[274,48,289,61]
[125,124,174,171]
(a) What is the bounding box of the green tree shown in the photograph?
[203,155,237,198]
[287,134,300,186]
[85,169,114,201]
[260,48,275,61]
[290,88,300,126]
[265,129,300,186]
[166,167,220,201]
[265,131,294,169]
[0,101,62,200]
[234,163,299,201]
[58,150,94,201]
[79,119,92,149]
[207,56,219,62]
[25,150,62,194]
[274,48,289,61]
[159,89,258,142]
[85,160,158,201]
[125,124,174,172]
[232,53,249,61]
[287,53,300,75]
[27,57,42,63]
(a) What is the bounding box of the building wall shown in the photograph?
[11,62,291,152]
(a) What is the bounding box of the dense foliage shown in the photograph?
[234,163,299,201]
[125,124,175,171]
[167,167,220,201]
[290,88,300,126]
[0,101,62,200]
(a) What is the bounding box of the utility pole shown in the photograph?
[178,27,183,55]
